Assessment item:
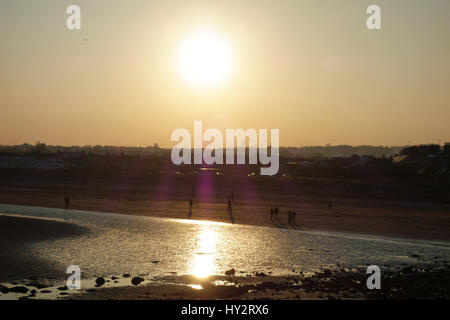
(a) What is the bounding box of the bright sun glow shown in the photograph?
[177,30,233,88]
[190,226,218,278]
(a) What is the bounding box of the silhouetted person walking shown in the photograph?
[188,198,193,218]
[64,197,70,209]
[227,196,234,223]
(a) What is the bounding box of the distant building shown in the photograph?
[0,154,37,168]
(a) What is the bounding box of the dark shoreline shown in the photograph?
[2,265,448,300]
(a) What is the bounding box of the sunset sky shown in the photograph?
[1,0,449,147]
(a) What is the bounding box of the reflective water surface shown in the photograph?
[0,204,449,283]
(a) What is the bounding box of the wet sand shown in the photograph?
[0,215,87,282]
[0,214,87,242]
[0,208,449,300]
[0,183,449,241]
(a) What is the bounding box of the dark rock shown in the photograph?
[225,268,236,276]
[111,276,119,280]
[26,282,48,289]
[60,292,69,296]
[0,285,10,294]
[122,274,131,278]
[410,254,420,258]
[152,260,159,264]
[10,286,29,293]
[131,277,145,286]
[323,269,332,276]
[40,290,52,293]
[342,292,351,298]
[57,286,69,291]
[255,272,268,277]
[95,277,106,287]
[30,289,37,294]
[402,267,414,273]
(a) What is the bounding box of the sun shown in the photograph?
[177,30,233,88]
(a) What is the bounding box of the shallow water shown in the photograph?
[0,203,449,284]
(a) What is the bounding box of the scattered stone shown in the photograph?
[0,285,10,294]
[402,266,415,273]
[152,261,159,264]
[10,286,29,293]
[342,292,351,298]
[131,277,145,286]
[40,290,51,293]
[95,277,106,287]
[323,269,332,276]
[57,286,68,291]
[30,289,37,294]
[122,274,131,278]
[111,276,119,280]
[26,282,48,289]
[255,272,268,277]
[225,268,236,276]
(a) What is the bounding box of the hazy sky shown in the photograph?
[1,0,449,147]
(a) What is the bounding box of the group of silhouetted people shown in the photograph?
[287,210,296,225]
[186,189,235,223]
[270,206,298,226]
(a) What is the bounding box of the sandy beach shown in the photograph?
[0,177,449,241]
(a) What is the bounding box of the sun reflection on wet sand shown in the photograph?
[189,225,219,278]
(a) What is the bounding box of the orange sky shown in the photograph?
[1,0,449,147]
